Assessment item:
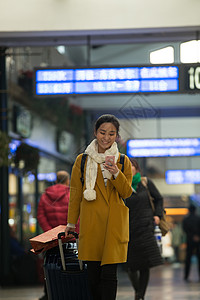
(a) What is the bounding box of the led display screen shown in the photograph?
[190,194,200,204]
[28,173,57,182]
[166,170,200,184]
[126,138,200,157]
[34,66,179,95]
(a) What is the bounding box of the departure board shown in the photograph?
[166,169,200,184]
[34,66,179,95]
[126,138,200,157]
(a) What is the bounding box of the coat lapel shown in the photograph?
[106,156,122,201]
[96,156,124,203]
[106,180,114,200]
[96,164,108,202]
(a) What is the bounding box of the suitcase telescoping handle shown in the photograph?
[57,231,81,271]
[58,232,67,271]
[67,231,83,271]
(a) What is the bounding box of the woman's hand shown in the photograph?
[104,162,119,175]
[65,226,75,238]
[154,216,160,225]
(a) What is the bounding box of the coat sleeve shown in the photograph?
[67,154,83,225]
[110,154,133,199]
[147,178,163,218]
[37,195,52,232]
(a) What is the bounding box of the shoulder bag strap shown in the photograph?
[119,153,125,173]
[80,153,87,186]
[141,176,155,212]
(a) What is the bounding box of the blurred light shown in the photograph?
[28,174,35,182]
[28,172,56,182]
[56,46,66,55]
[37,172,56,182]
[40,62,48,67]
[9,141,21,154]
[9,143,17,153]
[180,40,200,63]
[8,219,15,226]
[166,169,200,184]
[27,203,31,214]
[190,194,200,205]
[150,47,174,64]
[165,208,188,215]
[126,138,200,158]
[29,216,36,233]
[19,160,25,169]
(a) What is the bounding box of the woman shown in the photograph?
[65,114,133,300]
[125,158,163,300]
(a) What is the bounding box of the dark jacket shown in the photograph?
[182,213,200,243]
[125,178,163,271]
[37,184,79,233]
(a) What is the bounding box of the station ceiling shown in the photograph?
[1,26,200,47]
[1,26,200,117]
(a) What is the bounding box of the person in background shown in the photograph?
[171,221,184,264]
[182,204,200,282]
[125,158,163,300]
[9,225,38,285]
[10,225,25,259]
[161,231,174,264]
[37,170,78,300]
[65,114,133,300]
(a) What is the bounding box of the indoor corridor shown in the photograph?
[0,262,199,300]
[117,263,200,300]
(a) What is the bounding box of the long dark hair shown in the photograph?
[129,158,142,174]
[94,114,120,137]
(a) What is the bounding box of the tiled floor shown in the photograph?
[0,263,199,300]
[117,263,200,300]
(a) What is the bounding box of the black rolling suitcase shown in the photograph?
[44,232,92,300]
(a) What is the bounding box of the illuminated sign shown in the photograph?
[190,194,200,205]
[13,106,32,138]
[126,138,200,157]
[34,66,179,95]
[28,173,57,182]
[166,170,200,184]
[165,208,188,215]
[186,65,200,91]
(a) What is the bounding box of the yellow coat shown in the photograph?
[67,153,133,265]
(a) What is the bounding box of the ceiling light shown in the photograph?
[56,46,66,55]
[180,40,200,63]
[150,46,174,64]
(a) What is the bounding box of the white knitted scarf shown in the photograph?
[84,139,119,201]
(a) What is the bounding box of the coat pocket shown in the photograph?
[109,202,129,243]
